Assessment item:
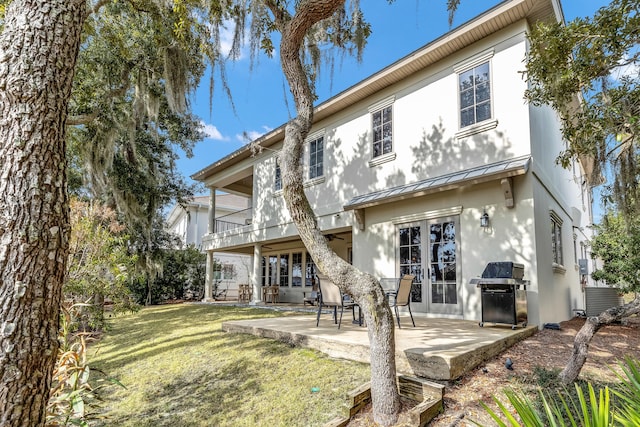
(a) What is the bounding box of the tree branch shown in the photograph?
[559,294,640,385]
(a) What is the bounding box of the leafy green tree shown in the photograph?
[68,1,205,290]
[66,198,140,331]
[524,0,640,385]
[126,212,181,306]
[525,0,640,219]
[141,246,207,305]
[591,213,640,293]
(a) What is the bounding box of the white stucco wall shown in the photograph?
[528,102,593,325]
[199,17,592,325]
[352,174,536,321]
[249,22,532,227]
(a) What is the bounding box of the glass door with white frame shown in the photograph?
[398,224,426,312]
[397,216,461,315]
[427,218,461,315]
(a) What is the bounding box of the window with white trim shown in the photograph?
[372,105,393,158]
[551,212,563,266]
[292,252,303,287]
[274,159,282,191]
[308,135,324,179]
[279,254,289,287]
[222,264,235,280]
[305,254,316,287]
[458,61,491,128]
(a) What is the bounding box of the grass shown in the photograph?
[88,304,370,427]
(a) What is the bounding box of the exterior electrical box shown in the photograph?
[578,259,589,275]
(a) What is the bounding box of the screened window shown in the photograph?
[309,136,324,179]
[372,105,393,158]
[551,214,563,266]
[459,61,491,128]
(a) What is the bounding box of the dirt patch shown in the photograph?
[347,316,640,426]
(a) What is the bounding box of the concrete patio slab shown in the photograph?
[222,314,536,380]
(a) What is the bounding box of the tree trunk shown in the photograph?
[270,1,401,424]
[0,1,86,425]
[559,294,640,385]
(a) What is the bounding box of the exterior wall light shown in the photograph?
[480,210,490,228]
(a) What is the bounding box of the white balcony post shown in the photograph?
[251,244,262,304]
[204,251,215,302]
[208,186,216,234]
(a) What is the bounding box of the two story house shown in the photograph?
[166,193,252,296]
[192,0,595,327]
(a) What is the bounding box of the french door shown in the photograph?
[397,216,461,315]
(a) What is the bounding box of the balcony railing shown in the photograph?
[215,219,246,233]
[214,207,252,233]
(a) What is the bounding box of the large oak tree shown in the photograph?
[0,2,86,424]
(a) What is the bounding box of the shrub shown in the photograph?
[475,358,640,427]
[47,305,124,426]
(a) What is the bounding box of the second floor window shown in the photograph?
[372,105,393,158]
[309,136,324,179]
[551,213,563,266]
[459,61,491,128]
[274,159,282,191]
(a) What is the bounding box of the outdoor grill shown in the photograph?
[470,262,528,329]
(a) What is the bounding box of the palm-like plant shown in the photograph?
[475,358,640,427]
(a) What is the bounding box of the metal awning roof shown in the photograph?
[343,155,531,210]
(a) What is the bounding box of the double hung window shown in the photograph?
[458,61,491,128]
[551,213,563,266]
[308,136,324,179]
[372,105,393,158]
[274,159,282,191]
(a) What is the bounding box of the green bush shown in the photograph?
[128,246,206,304]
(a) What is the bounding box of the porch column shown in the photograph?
[207,186,216,234]
[251,244,262,304]
[204,250,215,302]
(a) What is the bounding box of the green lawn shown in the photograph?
[89,304,370,427]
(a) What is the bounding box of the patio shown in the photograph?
[220,303,536,381]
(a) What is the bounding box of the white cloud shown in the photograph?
[235,126,273,144]
[613,54,640,80]
[219,21,250,60]
[200,122,229,141]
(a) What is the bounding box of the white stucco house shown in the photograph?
[166,193,253,297]
[192,0,596,327]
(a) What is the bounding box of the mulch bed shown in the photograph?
[347,316,640,426]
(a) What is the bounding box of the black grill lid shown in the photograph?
[481,262,524,279]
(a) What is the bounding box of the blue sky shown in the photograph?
[178,0,613,191]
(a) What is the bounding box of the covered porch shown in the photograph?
[220,309,536,381]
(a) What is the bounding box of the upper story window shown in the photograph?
[274,159,282,191]
[372,105,393,158]
[551,212,564,267]
[459,61,491,128]
[309,135,324,179]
